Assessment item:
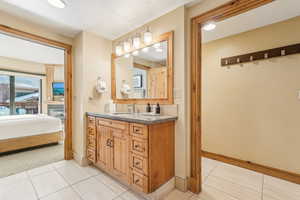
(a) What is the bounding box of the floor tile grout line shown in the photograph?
[206,175,262,200]
[208,173,263,194]
[203,183,242,200]
[203,162,220,183]
[27,172,40,200]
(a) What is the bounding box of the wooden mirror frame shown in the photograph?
[111,31,174,104]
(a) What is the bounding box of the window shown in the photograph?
[0,74,42,116]
[0,75,10,116]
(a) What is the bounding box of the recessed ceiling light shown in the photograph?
[48,0,66,8]
[202,22,216,31]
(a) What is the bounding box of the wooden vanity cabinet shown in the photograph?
[86,116,175,194]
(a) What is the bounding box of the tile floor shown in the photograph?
[0,160,145,200]
[0,158,299,200]
[164,158,300,200]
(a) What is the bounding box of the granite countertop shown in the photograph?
[86,112,178,125]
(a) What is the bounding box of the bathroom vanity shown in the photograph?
[86,112,177,193]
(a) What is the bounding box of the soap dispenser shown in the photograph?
[155,103,160,114]
[146,103,151,113]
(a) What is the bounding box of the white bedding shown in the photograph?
[0,114,62,140]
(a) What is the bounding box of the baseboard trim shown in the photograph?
[175,176,188,192]
[202,151,300,185]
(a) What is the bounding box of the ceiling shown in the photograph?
[202,0,300,43]
[0,0,199,40]
[0,33,65,64]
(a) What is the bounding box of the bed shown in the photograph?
[0,114,63,153]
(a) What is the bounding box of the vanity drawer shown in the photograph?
[130,137,148,157]
[87,149,96,162]
[130,123,148,139]
[87,127,96,137]
[130,170,148,193]
[97,118,129,131]
[87,116,96,128]
[87,136,96,149]
[130,153,148,175]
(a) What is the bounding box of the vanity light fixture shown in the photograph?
[133,34,141,49]
[144,27,153,45]
[48,0,66,8]
[202,22,216,31]
[132,50,139,56]
[123,39,131,52]
[142,47,149,52]
[115,44,123,56]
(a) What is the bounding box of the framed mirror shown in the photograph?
[112,31,173,104]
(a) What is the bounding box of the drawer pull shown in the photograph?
[106,139,110,147]
[134,179,140,184]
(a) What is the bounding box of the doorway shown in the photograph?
[0,25,73,176]
[189,0,300,193]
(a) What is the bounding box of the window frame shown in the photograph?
[0,73,43,115]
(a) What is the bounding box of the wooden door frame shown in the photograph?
[189,0,274,193]
[0,25,73,160]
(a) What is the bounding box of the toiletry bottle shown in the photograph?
[146,103,151,113]
[155,103,160,114]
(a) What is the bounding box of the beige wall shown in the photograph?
[113,6,189,183]
[73,31,112,163]
[202,16,300,174]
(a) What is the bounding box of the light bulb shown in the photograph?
[133,36,141,49]
[144,27,152,45]
[202,22,216,31]
[123,40,131,52]
[115,45,123,56]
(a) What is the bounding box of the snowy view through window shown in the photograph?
[0,74,40,116]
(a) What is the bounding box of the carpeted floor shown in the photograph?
[0,143,64,178]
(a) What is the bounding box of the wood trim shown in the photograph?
[133,63,151,70]
[0,132,61,153]
[189,0,274,194]
[202,151,300,185]
[111,31,174,105]
[0,25,73,160]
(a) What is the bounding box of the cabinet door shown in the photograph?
[97,125,111,169]
[110,128,130,182]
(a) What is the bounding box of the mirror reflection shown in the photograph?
[115,40,168,99]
